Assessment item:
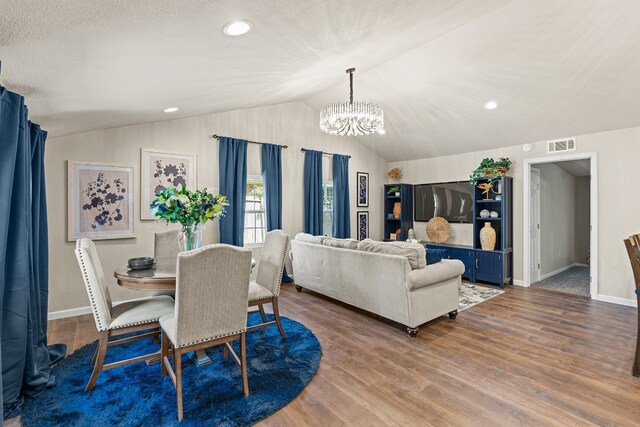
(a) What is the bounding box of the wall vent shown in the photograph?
[547,137,577,153]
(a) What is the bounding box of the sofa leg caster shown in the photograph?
[407,327,418,338]
[295,285,303,292]
[448,310,458,319]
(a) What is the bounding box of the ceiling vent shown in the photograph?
[547,137,577,154]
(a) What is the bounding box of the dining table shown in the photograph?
[114,255,256,366]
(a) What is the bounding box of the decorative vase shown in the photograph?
[480,209,490,218]
[392,202,401,219]
[179,224,203,252]
[480,222,496,250]
[408,228,416,240]
[490,211,499,218]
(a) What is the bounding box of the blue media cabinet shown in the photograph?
[425,176,513,288]
[384,184,413,241]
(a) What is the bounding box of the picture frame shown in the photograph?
[357,171,369,207]
[67,161,135,241]
[141,149,197,220]
[357,211,369,241]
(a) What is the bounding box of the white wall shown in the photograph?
[389,126,640,304]
[47,101,388,312]
[537,163,577,276]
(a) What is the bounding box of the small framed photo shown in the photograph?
[67,161,135,241]
[141,149,197,220]
[357,211,369,241]
[357,172,369,207]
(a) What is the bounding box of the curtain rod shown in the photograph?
[211,134,288,149]
[300,148,351,158]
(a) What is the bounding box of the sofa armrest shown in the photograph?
[405,259,465,291]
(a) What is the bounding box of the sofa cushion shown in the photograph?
[323,237,358,250]
[357,239,426,270]
[426,248,447,265]
[294,232,326,245]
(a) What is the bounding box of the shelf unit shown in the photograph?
[383,184,413,241]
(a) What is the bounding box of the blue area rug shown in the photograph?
[20,313,321,426]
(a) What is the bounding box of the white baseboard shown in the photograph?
[539,263,586,281]
[512,279,527,287]
[596,294,638,308]
[48,296,153,321]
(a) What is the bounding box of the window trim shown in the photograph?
[244,177,266,247]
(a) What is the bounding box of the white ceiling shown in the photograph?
[2,0,640,161]
[554,159,591,177]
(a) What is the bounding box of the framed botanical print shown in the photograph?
[357,172,369,207]
[67,161,135,241]
[141,149,197,220]
[357,211,369,241]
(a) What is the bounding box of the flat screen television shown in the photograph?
[414,181,474,223]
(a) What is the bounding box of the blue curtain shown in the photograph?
[332,154,351,238]
[1,87,64,419]
[219,137,248,246]
[303,150,323,235]
[261,143,293,282]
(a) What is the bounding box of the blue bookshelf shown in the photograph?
[384,184,413,241]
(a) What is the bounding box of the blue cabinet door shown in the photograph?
[475,251,504,286]
[448,248,474,281]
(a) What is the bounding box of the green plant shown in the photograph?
[150,186,228,227]
[469,157,512,184]
[387,186,401,195]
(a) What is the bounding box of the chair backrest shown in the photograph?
[154,229,181,259]
[255,230,289,296]
[74,238,113,332]
[173,244,252,348]
[625,236,640,292]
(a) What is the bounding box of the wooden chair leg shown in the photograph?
[223,343,229,361]
[634,322,640,377]
[161,330,169,377]
[86,331,108,391]
[272,297,285,337]
[90,346,99,366]
[175,349,184,421]
[258,304,268,323]
[240,332,249,397]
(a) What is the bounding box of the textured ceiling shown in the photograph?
[2,0,640,161]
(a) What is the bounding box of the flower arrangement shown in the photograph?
[387,167,402,182]
[469,157,512,184]
[151,186,228,227]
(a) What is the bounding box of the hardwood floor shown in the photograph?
[46,284,640,426]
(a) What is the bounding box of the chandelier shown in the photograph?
[319,68,384,136]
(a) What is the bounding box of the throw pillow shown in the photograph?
[323,237,359,250]
[357,239,426,269]
[294,232,327,245]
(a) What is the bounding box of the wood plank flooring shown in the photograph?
[45,284,640,426]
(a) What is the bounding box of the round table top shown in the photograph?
[114,257,178,291]
[114,256,256,291]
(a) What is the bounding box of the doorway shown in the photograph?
[523,153,598,299]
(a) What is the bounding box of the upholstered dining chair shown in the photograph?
[624,234,640,376]
[153,229,181,298]
[159,244,253,421]
[247,230,289,336]
[74,238,174,391]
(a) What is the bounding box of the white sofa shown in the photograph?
[290,236,465,337]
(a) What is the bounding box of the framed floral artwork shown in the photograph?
[67,161,135,241]
[141,149,197,220]
[357,211,369,241]
[357,172,369,207]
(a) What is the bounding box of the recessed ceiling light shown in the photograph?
[377,129,386,135]
[163,107,179,113]
[223,20,253,36]
[483,100,498,110]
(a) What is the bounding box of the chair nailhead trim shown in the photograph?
[176,329,246,348]
[76,246,108,332]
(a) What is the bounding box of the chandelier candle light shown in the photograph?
[320,68,384,136]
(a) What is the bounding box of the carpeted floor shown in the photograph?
[459,283,504,311]
[19,312,321,427]
[532,266,590,296]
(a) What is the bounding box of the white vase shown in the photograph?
[479,222,496,250]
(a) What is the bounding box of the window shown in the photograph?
[323,181,333,237]
[244,178,266,245]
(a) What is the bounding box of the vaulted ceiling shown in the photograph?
[2,0,640,161]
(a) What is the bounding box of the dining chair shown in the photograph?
[247,230,289,336]
[74,238,175,391]
[153,229,180,298]
[624,234,640,376]
[159,244,253,421]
